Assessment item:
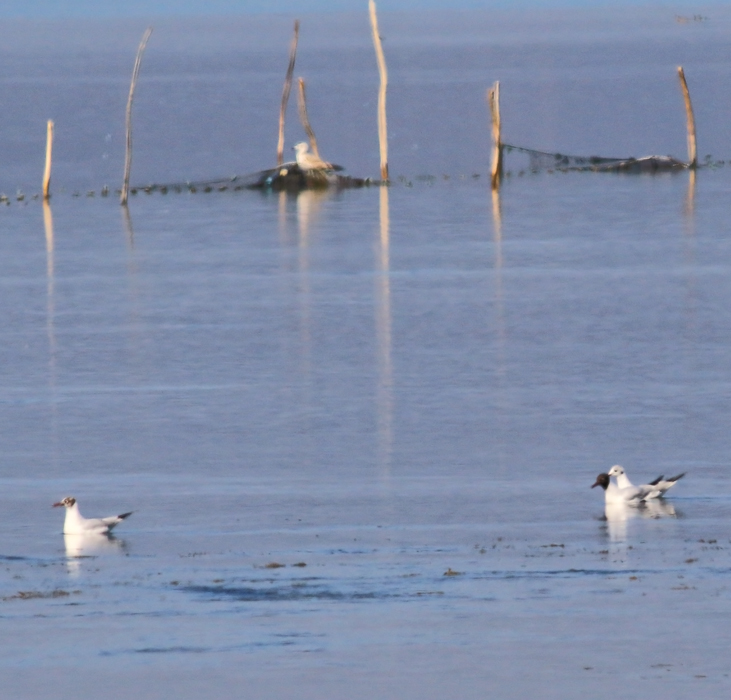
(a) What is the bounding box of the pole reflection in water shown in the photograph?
[122,203,135,249]
[278,190,291,246]
[295,189,330,460]
[43,201,58,463]
[375,186,393,478]
[296,190,329,376]
[43,201,56,359]
[490,185,507,473]
[684,168,696,224]
[682,169,698,386]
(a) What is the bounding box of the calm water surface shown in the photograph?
[1,7,731,700]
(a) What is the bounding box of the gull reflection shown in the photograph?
[604,499,679,543]
[604,502,637,543]
[296,188,329,239]
[643,499,678,519]
[62,533,127,576]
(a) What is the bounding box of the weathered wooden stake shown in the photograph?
[369,0,389,182]
[121,27,153,205]
[677,66,697,168]
[487,82,503,189]
[277,20,300,166]
[43,120,54,201]
[297,77,322,159]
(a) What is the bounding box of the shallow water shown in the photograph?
[2,6,731,700]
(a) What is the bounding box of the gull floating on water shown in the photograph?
[293,142,342,171]
[53,496,132,535]
[591,473,653,505]
[607,464,685,499]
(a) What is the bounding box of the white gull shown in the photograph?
[591,473,653,505]
[607,464,685,499]
[53,496,132,535]
[293,142,341,171]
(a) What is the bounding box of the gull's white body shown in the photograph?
[608,465,685,499]
[591,473,652,505]
[53,497,132,535]
[293,142,333,170]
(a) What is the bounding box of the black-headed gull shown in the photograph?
[53,496,132,535]
[607,465,685,499]
[591,473,653,505]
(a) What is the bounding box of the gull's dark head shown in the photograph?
[591,474,610,491]
[53,496,76,508]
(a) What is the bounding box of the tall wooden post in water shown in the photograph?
[677,66,697,169]
[43,120,54,201]
[369,0,389,182]
[297,77,323,160]
[121,27,153,205]
[487,82,503,189]
[277,20,300,166]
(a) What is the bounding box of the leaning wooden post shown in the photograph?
[677,66,697,169]
[369,0,389,182]
[297,77,322,159]
[277,20,299,166]
[121,27,153,205]
[43,120,54,201]
[487,82,503,189]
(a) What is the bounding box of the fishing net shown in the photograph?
[503,143,687,173]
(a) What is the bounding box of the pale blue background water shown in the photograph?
[1,6,731,700]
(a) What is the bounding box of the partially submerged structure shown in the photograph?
[245,163,373,191]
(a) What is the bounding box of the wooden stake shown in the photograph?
[677,66,697,168]
[43,120,54,201]
[277,20,299,166]
[297,77,322,159]
[369,0,389,182]
[487,82,503,189]
[121,27,153,205]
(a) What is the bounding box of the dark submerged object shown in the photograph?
[245,162,375,191]
[588,155,688,173]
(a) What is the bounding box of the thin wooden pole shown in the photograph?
[487,82,503,189]
[121,27,153,205]
[277,20,300,166]
[43,120,54,201]
[369,0,389,182]
[677,66,697,168]
[297,77,322,159]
